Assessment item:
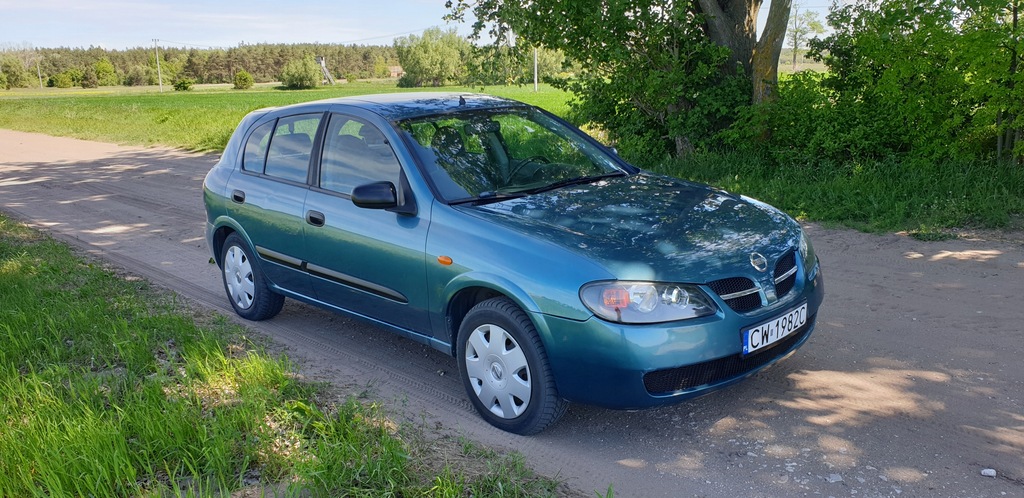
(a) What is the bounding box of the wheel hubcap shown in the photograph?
[465,324,531,419]
[224,245,255,310]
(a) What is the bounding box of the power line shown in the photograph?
[153,39,229,50]
[335,26,441,44]
[151,27,441,51]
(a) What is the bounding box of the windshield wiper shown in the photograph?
[520,171,627,196]
[448,191,525,206]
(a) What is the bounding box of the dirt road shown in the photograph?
[2,129,1022,497]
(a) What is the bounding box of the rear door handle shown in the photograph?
[306,210,325,227]
[231,190,245,203]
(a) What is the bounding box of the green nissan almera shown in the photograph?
[203,93,824,435]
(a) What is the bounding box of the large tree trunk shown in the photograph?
[697,0,793,104]
[752,0,791,104]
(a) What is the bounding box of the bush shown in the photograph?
[94,57,120,86]
[48,73,72,88]
[396,73,419,88]
[0,56,28,90]
[280,56,321,89]
[233,69,254,89]
[172,77,195,91]
[80,67,98,88]
[124,65,158,86]
[48,69,82,88]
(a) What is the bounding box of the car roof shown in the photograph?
[268,92,529,121]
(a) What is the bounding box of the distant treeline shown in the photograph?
[9,43,398,88]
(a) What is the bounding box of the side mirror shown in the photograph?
[351,181,398,209]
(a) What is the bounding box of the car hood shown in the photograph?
[464,173,800,283]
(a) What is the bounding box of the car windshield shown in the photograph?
[397,107,626,203]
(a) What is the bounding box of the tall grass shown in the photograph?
[654,150,1024,232]
[0,215,568,497]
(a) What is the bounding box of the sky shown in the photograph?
[0,0,831,52]
[0,0,473,50]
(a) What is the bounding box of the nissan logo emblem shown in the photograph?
[750,252,769,272]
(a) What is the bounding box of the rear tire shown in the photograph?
[456,297,568,435]
[220,233,284,321]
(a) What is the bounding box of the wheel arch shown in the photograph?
[441,274,547,357]
[208,217,248,268]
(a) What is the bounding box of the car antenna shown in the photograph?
[459,95,466,106]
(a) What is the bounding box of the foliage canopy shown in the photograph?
[446,1,764,161]
[394,27,471,87]
[233,69,255,90]
[730,0,1024,164]
[280,56,322,89]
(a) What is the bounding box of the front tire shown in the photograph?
[456,297,568,435]
[220,233,284,321]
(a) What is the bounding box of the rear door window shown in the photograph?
[261,113,322,183]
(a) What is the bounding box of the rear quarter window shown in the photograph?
[242,121,274,173]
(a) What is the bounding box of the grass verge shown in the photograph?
[0,214,572,497]
[654,151,1024,233]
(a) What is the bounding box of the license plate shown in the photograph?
[743,303,808,355]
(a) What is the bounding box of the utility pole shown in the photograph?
[533,47,538,92]
[153,39,163,92]
[36,62,43,89]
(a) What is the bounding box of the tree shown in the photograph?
[0,43,39,89]
[467,45,517,86]
[172,76,195,91]
[446,1,750,158]
[234,69,255,89]
[0,55,28,89]
[788,5,825,68]
[957,0,1024,161]
[782,0,985,161]
[81,66,98,88]
[697,0,792,103]
[280,55,321,89]
[394,27,471,87]
[529,46,566,82]
[448,0,794,105]
[465,45,566,86]
[124,65,156,86]
[94,57,120,86]
[48,68,82,88]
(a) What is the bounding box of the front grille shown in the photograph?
[708,277,762,312]
[642,315,815,395]
[773,250,798,297]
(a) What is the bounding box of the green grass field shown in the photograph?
[0,82,571,152]
[0,214,569,497]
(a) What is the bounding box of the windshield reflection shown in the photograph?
[398,108,625,202]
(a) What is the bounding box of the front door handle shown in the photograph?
[306,210,325,227]
[231,189,246,203]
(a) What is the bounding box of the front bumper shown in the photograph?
[538,268,825,409]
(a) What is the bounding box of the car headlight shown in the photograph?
[580,281,718,324]
[799,230,820,281]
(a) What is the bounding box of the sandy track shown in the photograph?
[2,129,1022,497]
